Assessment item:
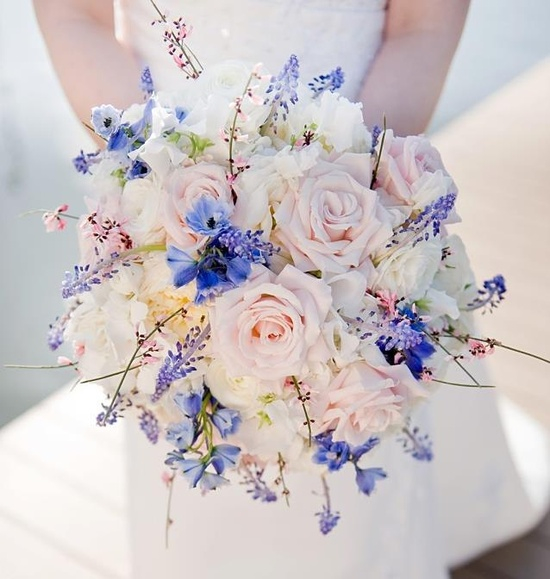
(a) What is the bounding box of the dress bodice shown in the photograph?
[115,0,387,99]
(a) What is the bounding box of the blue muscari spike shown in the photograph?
[316,504,341,535]
[466,274,506,312]
[140,66,155,96]
[265,54,300,119]
[308,66,345,96]
[400,424,434,462]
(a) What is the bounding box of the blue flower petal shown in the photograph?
[166,245,199,287]
[355,466,387,496]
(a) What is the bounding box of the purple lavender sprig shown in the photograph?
[152,323,210,402]
[139,409,160,444]
[384,191,457,253]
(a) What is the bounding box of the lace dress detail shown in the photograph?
[115,0,387,99]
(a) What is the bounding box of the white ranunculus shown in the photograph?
[205,359,261,413]
[120,177,166,246]
[373,238,443,301]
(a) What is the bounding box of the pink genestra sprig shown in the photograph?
[150,0,202,79]
[226,66,266,181]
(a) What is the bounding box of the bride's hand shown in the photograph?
[33,0,143,135]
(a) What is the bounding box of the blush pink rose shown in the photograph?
[274,153,392,277]
[210,265,332,380]
[162,163,233,249]
[315,347,427,445]
[375,131,453,206]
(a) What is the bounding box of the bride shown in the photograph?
[33,1,549,577]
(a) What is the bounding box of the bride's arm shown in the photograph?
[359,0,470,135]
[33,0,142,126]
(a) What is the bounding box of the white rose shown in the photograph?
[373,238,442,301]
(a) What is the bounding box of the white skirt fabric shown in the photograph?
[126,365,550,578]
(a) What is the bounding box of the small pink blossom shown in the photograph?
[56,356,74,366]
[161,471,175,487]
[376,289,398,316]
[420,368,434,382]
[468,339,494,359]
[42,204,69,232]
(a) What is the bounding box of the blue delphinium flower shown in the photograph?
[165,416,196,450]
[210,444,241,474]
[211,407,242,439]
[174,390,203,418]
[166,197,276,303]
[200,472,230,491]
[126,159,151,180]
[313,433,350,472]
[91,105,122,139]
[376,306,436,379]
[186,196,231,236]
[355,466,387,496]
[350,436,380,463]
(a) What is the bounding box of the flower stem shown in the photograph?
[4,363,76,370]
[424,331,480,386]
[442,332,550,365]
[370,115,387,189]
[79,365,142,384]
[164,471,176,549]
[291,376,312,446]
[276,452,290,507]
[431,378,495,388]
[101,306,187,425]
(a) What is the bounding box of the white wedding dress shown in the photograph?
[115,1,550,577]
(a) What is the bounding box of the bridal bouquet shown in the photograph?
[39,9,509,534]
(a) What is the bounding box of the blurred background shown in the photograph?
[1,0,549,427]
